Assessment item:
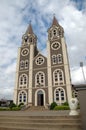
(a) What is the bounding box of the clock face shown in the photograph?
[51,42,60,50]
[21,48,29,56]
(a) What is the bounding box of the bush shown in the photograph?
[11,107,21,111]
[0,107,10,111]
[9,103,17,109]
[18,103,24,107]
[50,102,57,110]
[63,102,69,106]
[54,105,70,110]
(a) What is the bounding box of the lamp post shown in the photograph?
[80,62,86,83]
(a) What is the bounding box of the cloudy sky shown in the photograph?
[0,0,86,100]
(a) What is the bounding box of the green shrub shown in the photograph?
[18,103,24,107]
[11,107,21,111]
[63,102,69,106]
[0,107,10,111]
[54,105,70,110]
[9,103,17,109]
[50,102,57,110]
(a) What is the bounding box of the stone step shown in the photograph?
[0,115,80,119]
[0,124,82,130]
[0,112,82,130]
[0,118,81,123]
[0,127,82,130]
[0,122,82,128]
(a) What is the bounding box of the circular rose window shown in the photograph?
[35,56,44,65]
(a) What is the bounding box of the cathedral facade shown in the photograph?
[14,16,72,106]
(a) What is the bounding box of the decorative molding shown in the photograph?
[35,56,44,65]
[21,48,29,56]
[51,41,60,50]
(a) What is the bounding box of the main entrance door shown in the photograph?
[37,90,44,106]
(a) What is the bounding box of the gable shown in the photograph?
[33,53,47,69]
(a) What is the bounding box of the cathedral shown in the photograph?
[14,16,72,106]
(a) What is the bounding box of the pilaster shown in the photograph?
[47,40,53,104]
[61,37,72,103]
[28,44,34,105]
[13,48,20,104]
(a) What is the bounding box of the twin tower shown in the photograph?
[14,16,72,106]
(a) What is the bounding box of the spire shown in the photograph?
[52,16,59,26]
[25,23,34,34]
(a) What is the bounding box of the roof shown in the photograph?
[25,23,34,34]
[72,84,86,91]
[52,16,59,26]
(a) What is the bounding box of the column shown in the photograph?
[61,37,72,103]
[13,48,20,104]
[28,44,34,105]
[47,40,53,104]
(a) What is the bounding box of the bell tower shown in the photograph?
[47,16,72,104]
[22,23,37,46]
[14,23,38,105]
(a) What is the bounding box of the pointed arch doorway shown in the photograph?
[37,90,44,106]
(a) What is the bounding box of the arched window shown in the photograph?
[25,60,28,69]
[53,69,64,85]
[18,91,27,104]
[19,74,27,88]
[52,28,59,38]
[35,71,45,87]
[20,60,28,69]
[52,55,57,64]
[57,54,62,64]
[52,54,62,64]
[20,60,24,69]
[53,29,57,36]
[54,87,66,105]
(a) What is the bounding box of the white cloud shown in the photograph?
[71,66,86,84]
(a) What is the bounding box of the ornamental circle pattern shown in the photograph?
[35,56,44,65]
[21,48,29,56]
[51,42,60,50]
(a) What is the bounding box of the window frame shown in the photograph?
[54,87,66,105]
[35,71,45,87]
[20,60,24,69]
[57,54,62,64]
[35,56,44,65]
[52,55,57,64]
[53,69,64,85]
[25,60,28,69]
[19,74,28,88]
[18,91,27,104]
[51,42,60,50]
